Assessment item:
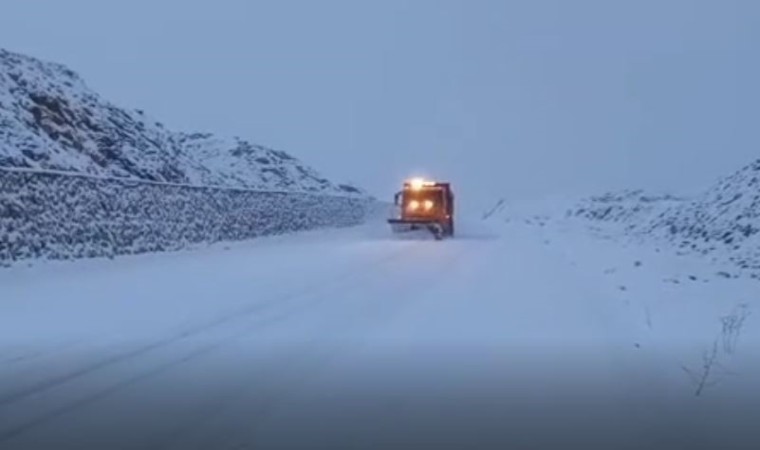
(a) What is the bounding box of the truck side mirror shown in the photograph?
[394,192,401,205]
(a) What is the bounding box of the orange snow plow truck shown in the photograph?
[387,178,454,240]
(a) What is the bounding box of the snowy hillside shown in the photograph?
[0,48,361,195]
[0,48,375,265]
[642,159,760,269]
[561,159,760,277]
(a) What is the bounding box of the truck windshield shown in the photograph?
[403,189,444,206]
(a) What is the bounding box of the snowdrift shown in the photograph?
[484,159,760,277]
[564,159,760,277]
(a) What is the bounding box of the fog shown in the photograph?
[2,0,758,211]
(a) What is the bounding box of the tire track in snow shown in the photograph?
[0,339,86,367]
[157,242,476,450]
[0,244,424,446]
[0,280,392,447]
[0,245,414,419]
[0,241,446,444]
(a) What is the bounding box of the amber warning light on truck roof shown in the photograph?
[406,178,437,190]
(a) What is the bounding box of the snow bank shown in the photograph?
[558,160,760,277]
[641,160,760,271]
[485,159,760,278]
[566,190,685,230]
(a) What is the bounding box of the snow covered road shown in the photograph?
[0,219,758,449]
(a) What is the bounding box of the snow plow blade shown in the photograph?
[387,218,447,240]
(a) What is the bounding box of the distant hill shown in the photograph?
[0,47,363,195]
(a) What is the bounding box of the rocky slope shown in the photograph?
[0,47,361,195]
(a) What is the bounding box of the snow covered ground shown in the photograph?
[0,216,758,449]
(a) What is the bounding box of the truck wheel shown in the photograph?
[429,224,443,240]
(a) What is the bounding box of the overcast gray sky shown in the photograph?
[2,0,758,210]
